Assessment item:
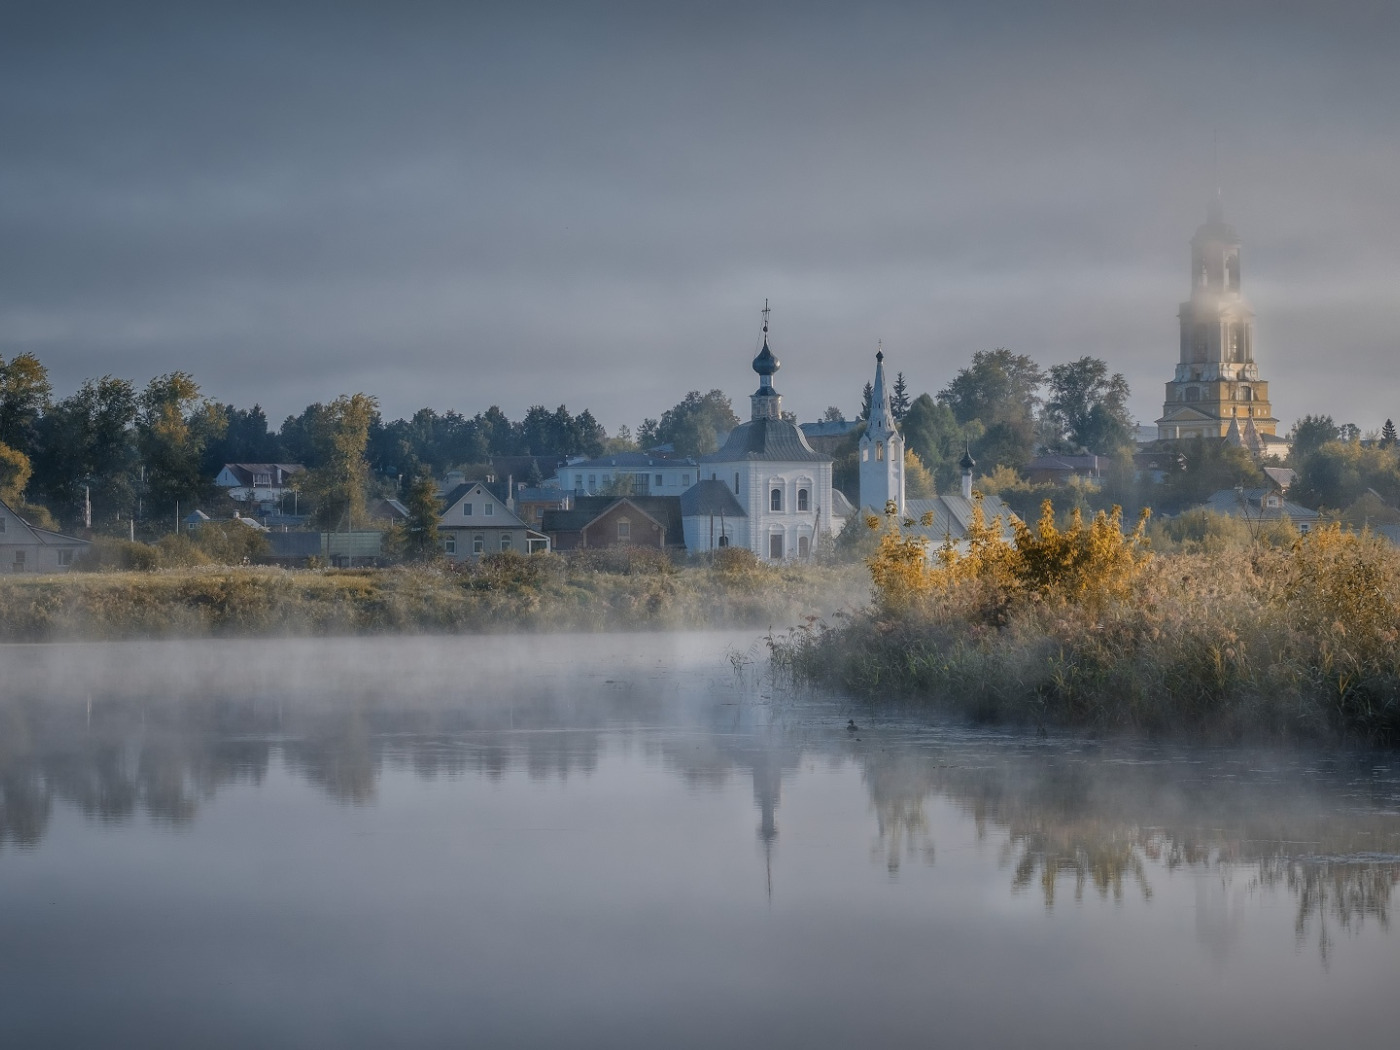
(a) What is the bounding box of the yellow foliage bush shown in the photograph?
[867,497,1151,620]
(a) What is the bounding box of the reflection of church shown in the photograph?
[1156,197,1286,453]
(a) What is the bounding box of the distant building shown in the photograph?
[542,496,683,552]
[214,463,306,511]
[438,480,547,559]
[858,349,904,516]
[552,451,700,497]
[1199,488,1319,531]
[1155,197,1287,455]
[696,306,838,560]
[0,499,90,573]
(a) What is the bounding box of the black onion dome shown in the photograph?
[752,340,780,377]
[959,444,976,471]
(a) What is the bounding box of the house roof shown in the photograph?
[680,480,747,518]
[900,494,1019,542]
[439,482,530,528]
[830,489,856,518]
[1262,466,1296,491]
[542,495,685,544]
[1200,489,1319,521]
[559,451,698,471]
[218,463,305,485]
[1025,454,1105,474]
[0,498,89,548]
[700,418,830,464]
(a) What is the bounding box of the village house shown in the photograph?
[214,463,306,512]
[553,451,701,497]
[438,480,547,560]
[0,499,90,573]
[542,496,683,552]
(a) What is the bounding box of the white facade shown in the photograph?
[697,317,836,561]
[554,454,699,497]
[858,350,905,516]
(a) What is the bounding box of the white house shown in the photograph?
[696,312,838,561]
[553,452,701,497]
[215,463,306,509]
[437,481,548,560]
[0,499,90,573]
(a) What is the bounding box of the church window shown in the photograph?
[617,519,631,541]
[861,447,869,462]
[1184,387,1201,403]
[1228,326,1241,361]
[798,536,810,557]
[798,489,810,512]
[876,441,884,461]
[770,488,783,512]
[1240,386,1252,402]
[1193,333,1207,362]
[734,473,740,494]
[769,534,784,559]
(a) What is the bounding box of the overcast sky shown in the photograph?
[3,1,1398,437]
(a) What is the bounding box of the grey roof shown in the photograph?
[900,494,1018,542]
[680,480,747,518]
[219,463,305,484]
[439,482,529,528]
[543,495,685,545]
[561,451,697,470]
[1200,489,1319,522]
[799,420,861,438]
[830,489,856,518]
[701,418,830,464]
[1262,466,1296,490]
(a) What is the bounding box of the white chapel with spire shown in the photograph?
[859,346,905,516]
[695,302,838,561]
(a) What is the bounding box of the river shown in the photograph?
[2,631,1398,1048]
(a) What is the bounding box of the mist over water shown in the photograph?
[3,633,1399,1048]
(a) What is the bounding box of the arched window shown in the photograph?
[797,489,810,512]
[1240,386,1253,402]
[1184,387,1201,403]
[770,488,783,512]
[876,441,884,461]
[769,533,784,559]
[798,536,810,557]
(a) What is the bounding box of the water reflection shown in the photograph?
[3,635,1400,965]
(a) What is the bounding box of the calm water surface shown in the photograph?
[2,632,1399,1049]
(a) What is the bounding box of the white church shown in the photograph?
[856,348,1016,545]
[684,311,842,561]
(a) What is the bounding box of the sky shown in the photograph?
[3,0,1398,437]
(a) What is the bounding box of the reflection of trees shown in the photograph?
[862,753,937,874]
[1003,819,1151,905]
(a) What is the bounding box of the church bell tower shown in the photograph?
[1156,196,1278,442]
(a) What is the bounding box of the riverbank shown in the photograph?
[771,512,1400,745]
[0,550,867,640]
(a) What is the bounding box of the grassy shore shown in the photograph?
[0,548,866,641]
[771,509,1400,746]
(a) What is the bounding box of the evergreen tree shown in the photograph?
[397,473,441,561]
[859,382,873,422]
[891,372,911,422]
[1382,419,1397,449]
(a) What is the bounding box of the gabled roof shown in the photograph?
[680,480,746,518]
[1200,489,1319,522]
[439,482,528,528]
[217,463,305,485]
[830,490,856,518]
[542,495,685,544]
[700,418,830,464]
[0,498,89,548]
[900,494,1019,543]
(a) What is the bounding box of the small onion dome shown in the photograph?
[752,340,780,378]
[959,444,976,472]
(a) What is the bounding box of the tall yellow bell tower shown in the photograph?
[1156,197,1278,442]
